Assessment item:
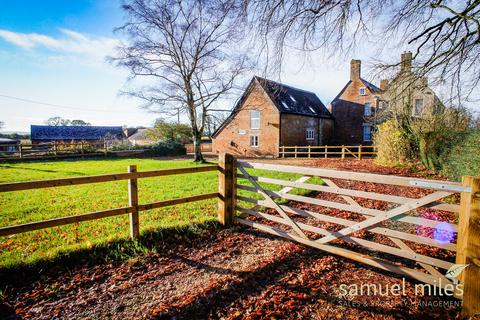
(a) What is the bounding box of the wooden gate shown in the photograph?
[216,153,480,317]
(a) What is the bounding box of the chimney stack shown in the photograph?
[380,79,389,91]
[350,59,361,80]
[400,51,412,73]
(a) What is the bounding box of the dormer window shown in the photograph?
[359,87,366,96]
[250,110,260,129]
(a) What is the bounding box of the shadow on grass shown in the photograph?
[0,220,221,289]
[0,165,87,176]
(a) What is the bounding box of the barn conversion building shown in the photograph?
[211,76,334,157]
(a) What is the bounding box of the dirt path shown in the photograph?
[1,159,462,319]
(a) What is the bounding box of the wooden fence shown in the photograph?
[0,165,219,238]
[217,154,480,317]
[279,145,376,159]
[0,141,110,160]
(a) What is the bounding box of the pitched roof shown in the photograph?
[31,125,125,141]
[255,76,332,118]
[0,137,18,143]
[212,76,332,138]
[127,128,149,141]
[360,78,382,94]
[332,78,383,102]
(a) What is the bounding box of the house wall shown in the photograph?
[321,118,334,144]
[330,78,378,145]
[280,114,332,146]
[212,82,280,157]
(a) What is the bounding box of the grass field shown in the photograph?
[0,157,321,269]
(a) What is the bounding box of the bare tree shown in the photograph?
[112,0,251,162]
[45,117,71,126]
[245,0,480,102]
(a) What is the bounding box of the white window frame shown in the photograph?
[306,128,315,140]
[363,125,372,142]
[414,99,423,116]
[359,87,366,96]
[250,110,260,129]
[250,134,259,147]
[364,102,372,116]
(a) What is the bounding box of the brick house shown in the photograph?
[329,60,383,145]
[211,76,333,157]
[381,52,443,119]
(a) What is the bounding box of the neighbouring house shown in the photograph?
[330,59,383,145]
[380,51,443,120]
[124,128,154,146]
[212,76,333,157]
[0,137,19,152]
[30,125,125,145]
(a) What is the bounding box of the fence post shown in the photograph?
[19,144,23,159]
[53,142,58,156]
[457,176,480,317]
[341,145,345,159]
[308,145,311,158]
[294,146,297,158]
[128,165,140,239]
[324,146,327,159]
[104,141,108,157]
[281,146,285,158]
[218,153,235,226]
[358,145,362,160]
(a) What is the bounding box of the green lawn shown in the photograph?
[0,157,321,268]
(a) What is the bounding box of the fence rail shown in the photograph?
[0,165,219,237]
[0,141,111,160]
[279,145,376,159]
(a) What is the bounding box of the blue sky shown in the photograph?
[0,1,384,132]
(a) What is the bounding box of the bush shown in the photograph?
[145,140,186,156]
[374,120,413,165]
[418,131,461,171]
[439,130,480,181]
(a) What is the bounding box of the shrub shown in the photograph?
[145,140,186,156]
[418,131,461,171]
[374,120,413,165]
[439,130,480,181]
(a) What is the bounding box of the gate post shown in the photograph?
[128,165,140,239]
[457,176,480,317]
[218,153,235,226]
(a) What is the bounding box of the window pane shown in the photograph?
[364,103,372,116]
[251,111,260,129]
[414,99,423,115]
[250,135,259,147]
[363,126,371,141]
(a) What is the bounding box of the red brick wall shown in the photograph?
[280,114,319,146]
[330,79,377,145]
[212,82,280,157]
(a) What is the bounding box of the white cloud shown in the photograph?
[0,28,120,60]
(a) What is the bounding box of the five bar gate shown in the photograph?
[217,153,480,317]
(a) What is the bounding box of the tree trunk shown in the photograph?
[193,135,204,162]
